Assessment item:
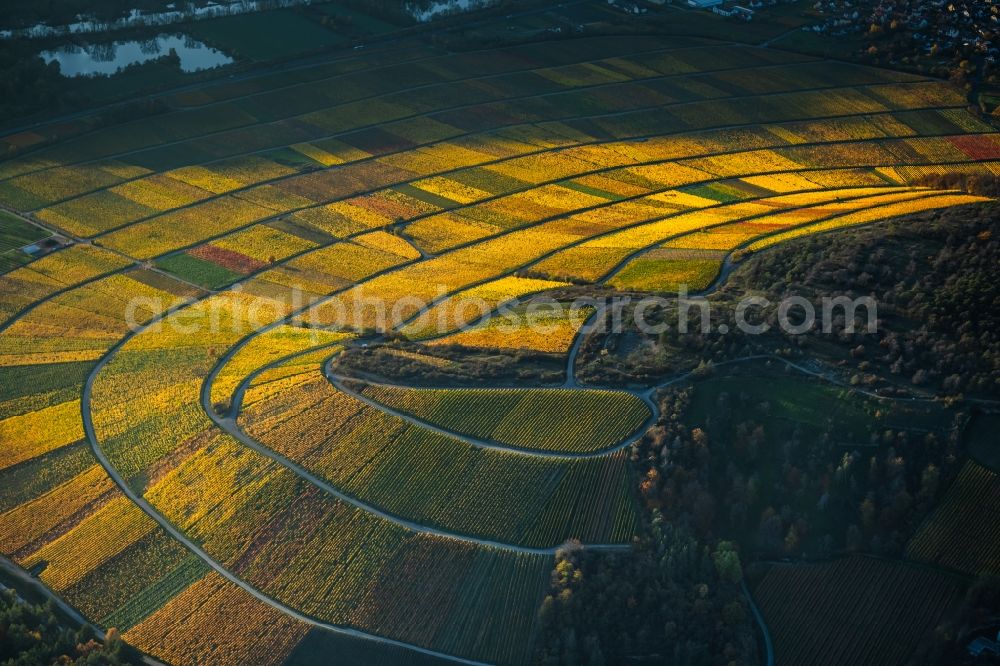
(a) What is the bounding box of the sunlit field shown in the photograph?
[1,21,998,666]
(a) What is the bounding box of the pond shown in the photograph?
[40,34,234,77]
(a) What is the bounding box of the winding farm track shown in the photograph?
[0,556,168,666]
[742,580,776,666]
[3,27,1000,666]
[195,360,632,553]
[25,76,961,243]
[78,305,500,666]
[24,79,969,251]
[7,111,988,335]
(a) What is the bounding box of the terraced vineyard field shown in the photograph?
[906,459,1000,577]
[754,556,964,666]
[0,32,997,666]
[353,383,652,453]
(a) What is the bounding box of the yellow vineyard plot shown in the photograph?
[23,495,157,590]
[0,465,114,553]
[211,225,317,264]
[0,271,198,367]
[209,325,351,407]
[404,183,625,253]
[426,302,594,353]
[534,186,930,284]
[167,165,245,195]
[211,155,297,186]
[742,193,989,255]
[252,236,417,300]
[14,244,130,287]
[483,151,598,184]
[112,174,212,212]
[607,188,964,292]
[0,164,130,210]
[145,435,282,539]
[353,230,423,260]
[240,369,321,412]
[741,172,826,193]
[0,244,132,325]
[0,400,83,472]
[34,191,161,236]
[99,196,277,259]
[411,176,493,204]
[400,275,569,339]
[405,213,500,254]
[291,139,370,166]
[277,237,415,283]
[381,143,496,175]
[688,149,804,178]
[124,572,308,666]
[233,185,316,213]
[289,200,395,238]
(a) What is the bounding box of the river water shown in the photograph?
[40,34,233,77]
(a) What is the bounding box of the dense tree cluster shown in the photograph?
[537,369,972,665]
[551,201,1000,664]
[0,589,140,666]
[656,384,965,559]
[333,341,565,386]
[734,200,1000,399]
[0,42,75,125]
[579,198,1000,401]
[534,389,758,666]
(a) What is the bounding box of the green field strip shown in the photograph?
[99,554,210,631]
[155,253,245,290]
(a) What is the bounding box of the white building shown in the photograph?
[687,0,724,7]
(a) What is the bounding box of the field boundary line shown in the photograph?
[4,38,752,186]
[195,182,978,407]
[23,74,946,218]
[77,300,538,666]
[323,367,657,459]
[0,34,736,162]
[590,189,978,285]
